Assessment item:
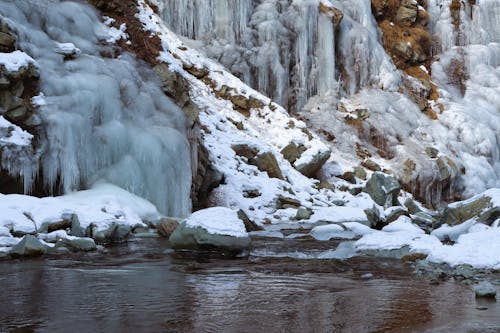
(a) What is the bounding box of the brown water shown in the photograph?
[0,237,499,333]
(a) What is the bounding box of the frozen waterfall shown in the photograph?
[0,0,192,216]
[161,0,399,112]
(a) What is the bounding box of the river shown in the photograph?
[1,237,499,333]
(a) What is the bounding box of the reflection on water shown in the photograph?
[0,238,499,333]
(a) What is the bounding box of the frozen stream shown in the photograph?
[1,237,499,333]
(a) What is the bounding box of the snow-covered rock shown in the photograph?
[169,207,251,254]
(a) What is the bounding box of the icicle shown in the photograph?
[0,0,192,217]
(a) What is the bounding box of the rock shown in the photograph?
[338,171,356,184]
[361,273,373,280]
[157,217,180,238]
[364,205,385,229]
[363,172,401,207]
[354,166,367,180]
[58,237,96,252]
[453,265,475,279]
[10,235,48,257]
[237,209,262,232]
[385,206,409,223]
[396,0,418,27]
[0,31,15,52]
[474,281,497,299]
[108,224,131,243]
[296,207,313,220]
[436,156,459,184]
[280,142,306,164]
[401,253,427,263]
[153,63,190,106]
[278,195,301,209]
[404,197,422,215]
[410,212,436,231]
[70,214,85,237]
[425,146,439,158]
[86,223,131,244]
[295,149,331,178]
[40,218,72,234]
[361,159,381,172]
[169,207,251,254]
[441,190,499,226]
[231,143,259,160]
[252,151,284,180]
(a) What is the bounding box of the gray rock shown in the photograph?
[363,172,401,207]
[295,207,313,220]
[453,265,475,279]
[10,235,47,257]
[474,281,497,298]
[361,273,374,280]
[385,206,409,224]
[364,206,385,229]
[58,237,96,252]
[70,214,85,237]
[441,193,498,227]
[86,223,130,244]
[295,149,331,178]
[108,224,130,243]
[169,221,251,255]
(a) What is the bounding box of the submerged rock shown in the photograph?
[169,207,251,255]
[10,235,47,257]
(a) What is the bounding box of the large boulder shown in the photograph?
[363,172,401,207]
[295,149,331,178]
[169,207,251,254]
[10,235,47,257]
[440,188,500,227]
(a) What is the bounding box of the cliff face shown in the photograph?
[0,0,498,219]
[158,0,500,208]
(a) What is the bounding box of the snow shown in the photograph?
[310,224,356,240]
[382,216,425,234]
[0,182,160,247]
[54,42,81,56]
[184,207,248,238]
[0,116,33,146]
[309,206,369,224]
[0,50,37,73]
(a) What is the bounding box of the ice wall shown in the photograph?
[0,0,192,216]
[161,0,399,112]
[428,0,500,195]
